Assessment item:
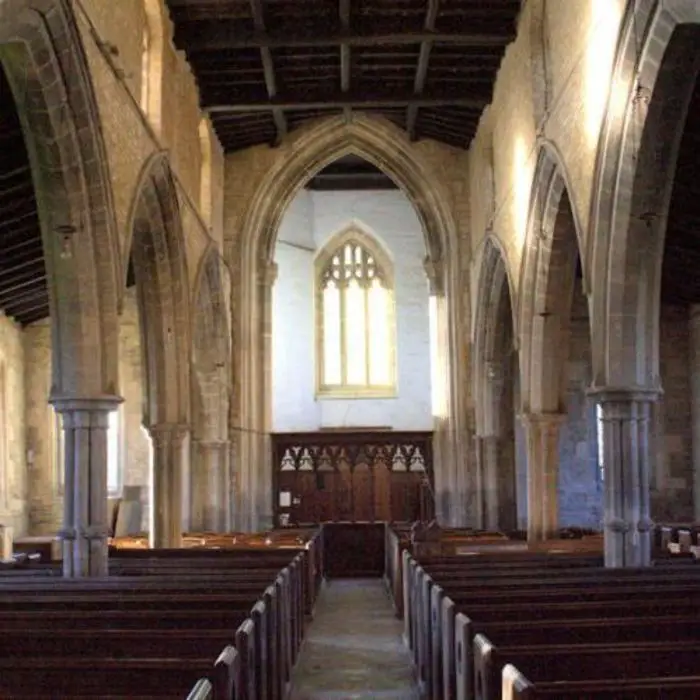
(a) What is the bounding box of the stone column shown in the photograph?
[689,306,700,520]
[481,434,500,530]
[588,387,658,568]
[148,423,189,548]
[522,412,565,543]
[193,439,231,532]
[52,396,122,578]
[474,433,517,532]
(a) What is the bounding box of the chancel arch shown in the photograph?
[589,0,700,566]
[190,246,231,532]
[472,236,519,533]
[125,152,191,548]
[240,115,461,531]
[518,144,600,543]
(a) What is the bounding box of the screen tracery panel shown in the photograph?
[272,430,434,525]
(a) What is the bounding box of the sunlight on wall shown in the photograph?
[198,119,213,227]
[429,295,448,418]
[512,135,532,247]
[143,425,154,542]
[585,0,624,145]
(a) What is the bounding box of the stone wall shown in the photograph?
[272,189,433,432]
[23,291,150,535]
[469,0,626,278]
[0,314,27,535]
[654,304,694,520]
[558,285,601,528]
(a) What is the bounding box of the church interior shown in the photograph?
[2,0,700,697]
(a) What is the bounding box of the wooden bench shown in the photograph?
[0,538,318,700]
[476,637,700,700]
[401,545,700,700]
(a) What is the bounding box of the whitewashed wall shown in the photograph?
[272,189,433,432]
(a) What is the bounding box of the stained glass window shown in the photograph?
[317,233,396,396]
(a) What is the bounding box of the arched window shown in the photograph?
[53,408,123,496]
[316,228,396,398]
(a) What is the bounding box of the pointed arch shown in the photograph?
[589,0,700,388]
[236,114,461,529]
[0,0,120,398]
[125,152,190,427]
[192,245,230,442]
[518,142,587,413]
[473,236,518,437]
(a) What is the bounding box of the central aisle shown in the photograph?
[289,578,419,700]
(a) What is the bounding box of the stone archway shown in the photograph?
[235,114,462,531]
[125,152,191,547]
[589,0,700,566]
[473,237,519,532]
[190,247,231,532]
[0,0,122,576]
[519,143,600,542]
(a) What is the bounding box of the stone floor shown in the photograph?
[289,578,420,700]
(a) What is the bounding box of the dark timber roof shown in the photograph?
[0,65,48,326]
[166,0,520,152]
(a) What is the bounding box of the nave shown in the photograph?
[2,521,700,698]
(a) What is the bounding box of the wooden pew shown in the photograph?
[502,664,700,699]
[0,541,311,700]
[403,548,700,700]
[0,645,238,699]
[475,636,700,700]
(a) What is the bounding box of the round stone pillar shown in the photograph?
[148,423,189,548]
[588,387,658,568]
[522,412,565,543]
[192,439,231,532]
[52,395,122,578]
[689,306,700,520]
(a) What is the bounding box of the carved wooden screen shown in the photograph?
[272,430,434,526]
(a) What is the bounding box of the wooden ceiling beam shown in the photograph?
[339,0,352,122]
[407,0,439,140]
[249,0,287,145]
[181,27,514,52]
[205,89,489,112]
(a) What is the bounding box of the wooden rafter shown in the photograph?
[205,90,490,113]
[166,0,521,153]
[339,0,351,123]
[407,0,440,141]
[249,0,287,145]
[181,28,514,52]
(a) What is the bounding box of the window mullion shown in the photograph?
[340,282,347,386]
[364,285,371,387]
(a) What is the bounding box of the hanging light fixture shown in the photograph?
[55,224,77,260]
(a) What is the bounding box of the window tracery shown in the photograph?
[316,230,396,397]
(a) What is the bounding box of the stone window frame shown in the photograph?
[314,226,397,400]
[52,406,124,497]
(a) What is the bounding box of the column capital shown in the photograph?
[586,385,661,404]
[147,423,190,446]
[50,395,123,414]
[257,260,278,288]
[423,257,445,296]
[194,438,230,449]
